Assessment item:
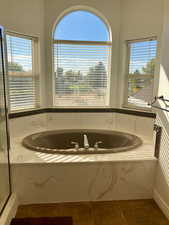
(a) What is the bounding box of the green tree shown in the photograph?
[142,58,155,75]
[65,70,75,82]
[129,70,141,96]
[87,67,95,87]
[133,69,140,74]
[64,70,83,82]
[55,67,64,95]
[87,62,107,88]
[8,62,24,72]
[57,67,63,77]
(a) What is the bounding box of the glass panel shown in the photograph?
[0,27,11,214]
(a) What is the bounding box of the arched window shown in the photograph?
[53,10,111,107]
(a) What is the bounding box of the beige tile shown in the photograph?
[135,117,154,142]
[80,113,114,130]
[46,113,83,130]
[114,113,136,133]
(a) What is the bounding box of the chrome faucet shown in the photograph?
[84,134,89,149]
[94,141,102,150]
[71,141,79,150]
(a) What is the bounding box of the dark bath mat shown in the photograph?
[11,217,73,225]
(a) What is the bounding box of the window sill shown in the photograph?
[123,103,153,113]
[9,107,156,119]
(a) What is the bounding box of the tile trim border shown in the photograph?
[154,189,169,220]
[9,108,156,119]
[0,193,18,225]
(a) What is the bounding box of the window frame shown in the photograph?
[52,11,112,108]
[123,36,158,111]
[6,31,40,112]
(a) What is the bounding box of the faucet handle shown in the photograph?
[94,141,102,150]
[71,141,79,150]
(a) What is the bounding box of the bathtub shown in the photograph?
[22,129,142,154]
[10,113,155,204]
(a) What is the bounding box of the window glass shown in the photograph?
[53,10,111,107]
[6,34,39,111]
[127,38,157,108]
[54,10,109,41]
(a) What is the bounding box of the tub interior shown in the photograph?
[23,129,142,154]
[31,131,133,149]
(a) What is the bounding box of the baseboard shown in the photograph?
[0,193,18,225]
[154,189,169,220]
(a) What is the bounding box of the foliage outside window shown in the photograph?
[53,10,111,107]
[126,38,157,108]
[6,33,39,111]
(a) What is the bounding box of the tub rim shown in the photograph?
[22,129,142,155]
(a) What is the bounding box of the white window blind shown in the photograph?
[126,38,157,108]
[6,34,39,111]
[54,40,111,107]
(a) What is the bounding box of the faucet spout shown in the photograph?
[84,134,89,149]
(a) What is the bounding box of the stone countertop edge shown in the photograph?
[9,107,156,119]
[10,156,157,165]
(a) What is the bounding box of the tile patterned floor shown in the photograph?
[15,199,169,225]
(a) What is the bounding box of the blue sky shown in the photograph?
[54,10,109,41]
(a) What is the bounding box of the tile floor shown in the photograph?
[15,199,169,225]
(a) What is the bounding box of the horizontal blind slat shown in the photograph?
[54,42,110,107]
[6,34,39,111]
[127,39,157,108]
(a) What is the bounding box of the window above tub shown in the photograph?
[53,10,112,107]
[6,32,40,112]
[124,37,158,110]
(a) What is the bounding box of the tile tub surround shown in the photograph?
[9,112,156,204]
[9,112,155,140]
[9,112,156,163]
[10,137,155,163]
[9,113,47,138]
[11,161,156,205]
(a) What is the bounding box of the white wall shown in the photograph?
[0,0,43,35]
[121,0,163,40]
[154,113,169,219]
[154,0,169,219]
[0,0,46,107]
